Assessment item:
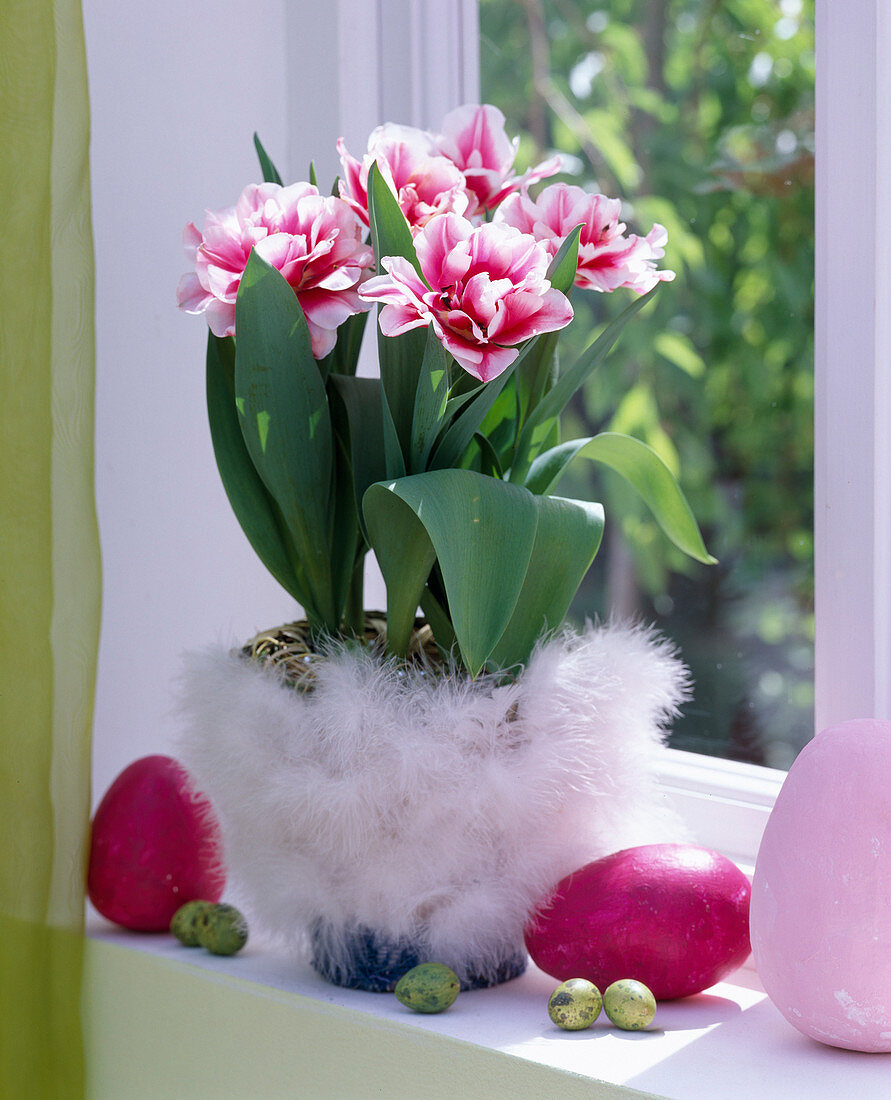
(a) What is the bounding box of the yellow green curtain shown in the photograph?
[0,1,100,1096]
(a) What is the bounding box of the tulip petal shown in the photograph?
[339,125,472,231]
[378,303,431,338]
[489,287,573,345]
[299,288,364,331]
[305,319,338,359]
[414,213,473,288]
[437,104,559,209]
[461,272,511,327]
[495,181,674,296]
[178,179,374,357]
[182,222,203,263]
[363,213,571,381]
[204,298,237,338]
[176,272,211,313]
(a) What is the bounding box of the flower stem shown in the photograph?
[344,556,365,636]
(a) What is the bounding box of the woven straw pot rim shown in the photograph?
[239,612,444,693]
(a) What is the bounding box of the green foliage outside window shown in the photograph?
[480,0,815,766]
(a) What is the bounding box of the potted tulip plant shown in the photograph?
[176,105,713,992]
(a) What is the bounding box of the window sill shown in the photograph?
[84,922,888,1098]
[657,749,786,872]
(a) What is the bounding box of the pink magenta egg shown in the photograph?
[525,844,751,1000]
[88,755,226,931]
[751,719,891,1052]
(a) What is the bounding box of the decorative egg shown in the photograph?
[88,755,226,931]
[751,719,891,1053]
[170,899,213,946]
[196,903,248,956]
[603,979,657,1030]
[525,844,751,1000]
[547,978,603,1030]
[394,963,460,1013]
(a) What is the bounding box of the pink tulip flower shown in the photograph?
[177,181,374,358]
[359,213,573,382]
[436,104,561,213]
[337,123,472,231]
[495,183,675,295]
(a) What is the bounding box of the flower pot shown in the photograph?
[177,619,689,992]
[308,920,527,992]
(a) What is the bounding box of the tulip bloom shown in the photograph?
[495,183,675,295]
[436,104,560,213]
[359,213,573,382]
[337,123,471,231]
[177,182,374,358]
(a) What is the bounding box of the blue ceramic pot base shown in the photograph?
[309,921,527,992]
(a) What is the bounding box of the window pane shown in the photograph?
[480,0,815,768]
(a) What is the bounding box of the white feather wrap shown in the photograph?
[177,621,690,984]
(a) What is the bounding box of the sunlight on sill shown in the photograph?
[85,916,888,1099]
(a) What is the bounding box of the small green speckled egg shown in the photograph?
[394,963,460,1014]
[603,979,657,1030]
[170,899,213,946]
[547,978,603,1030]
[196,903,249,956]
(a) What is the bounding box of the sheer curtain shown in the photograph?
[0,1,100,1095]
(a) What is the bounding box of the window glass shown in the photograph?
[480,0,815,768]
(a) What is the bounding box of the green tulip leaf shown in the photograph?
[253,133,283,186]
[367,161,424,279]
[476,380,520,462]
[547,225,583,295]
[329,425,365,628]
[419,586,457,653]
[430,362,518,471]
[445,367,484,404]
[367,162,428,466]
[205,332,307,604]
[410,329,452,472]
[381,384,407,480]
[510,287,658,483]
[364,470,541,675]
[525,431,716,564]
[363,484,437,657]
[473,431,504,479]
[516,227,581,425]
[488,494,604,671]
[234,250,337,626]
[327,374,388,542]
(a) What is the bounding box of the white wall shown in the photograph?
[86,0,478,803]
[86,1,297,802]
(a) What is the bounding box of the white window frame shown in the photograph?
[814,0,891,731]
[658,0,891,863]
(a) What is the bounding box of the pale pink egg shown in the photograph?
[751,719,891,1052]
[88,755,226,931]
